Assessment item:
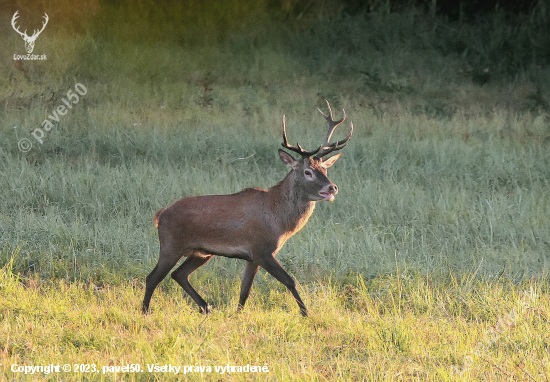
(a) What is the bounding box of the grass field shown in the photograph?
[1,0,550,380]
[1,258,549,381]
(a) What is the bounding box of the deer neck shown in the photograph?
[268,171,316,236]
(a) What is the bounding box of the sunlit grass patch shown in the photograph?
[1,264,548,381]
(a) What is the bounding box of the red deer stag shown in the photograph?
[142,101,352,316]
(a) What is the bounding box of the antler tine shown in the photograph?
[315,101,353,159]
[281,114,321,157]
[317,99,333,119]
[318,101,346,146]
[37,13,48,35]
[30,13,48,38]
[282,114,289,147]
[11,11,26,37]
[316,121,354,157]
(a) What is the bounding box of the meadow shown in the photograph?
[1,0,550,380]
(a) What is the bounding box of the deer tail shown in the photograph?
[153,208,165,228]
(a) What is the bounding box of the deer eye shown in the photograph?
[304,169,313,177]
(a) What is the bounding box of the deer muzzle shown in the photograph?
[319,184,338,202]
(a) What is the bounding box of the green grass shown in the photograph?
[1,0,550,380]
[1,102,549,380]
[2,108,549,281]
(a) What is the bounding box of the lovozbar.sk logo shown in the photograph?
[12,10,48,60]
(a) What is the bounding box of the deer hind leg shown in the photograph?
[171,251,214,314]
[142,248,185,314]
[237,261,260,312]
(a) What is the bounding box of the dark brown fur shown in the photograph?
[143,102,352,316]
[142,153,340,316]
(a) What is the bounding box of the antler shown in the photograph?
[11,11,48,39]
[32,13,49,38]
[281,101,353,159]
[281,114,322,157]
[314,100,353,159]
[11,11,27,38]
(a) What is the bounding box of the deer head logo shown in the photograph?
[11,11,49,54]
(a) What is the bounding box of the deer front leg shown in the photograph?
[237,261,260,312]
[258,256,308,317]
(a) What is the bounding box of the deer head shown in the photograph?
[12,11,49,54]
[280,100,353,202]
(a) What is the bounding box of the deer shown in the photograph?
[11,11,49,54]
[142,101,353,317]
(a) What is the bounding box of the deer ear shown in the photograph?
[278,149,298,168]
[322,153,341,168]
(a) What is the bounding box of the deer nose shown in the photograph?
[329,184,338,194]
